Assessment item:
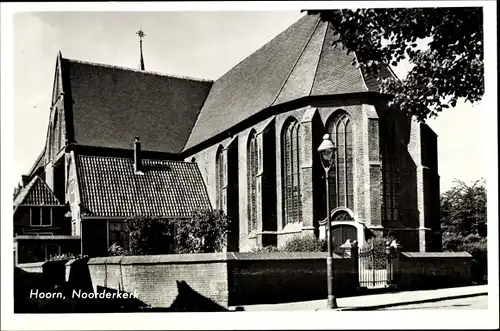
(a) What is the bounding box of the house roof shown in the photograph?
[183,13,397,151]
[75,154,211,218]
[60,58,213,154]
[13,176,62,212]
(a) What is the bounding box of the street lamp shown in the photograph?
[317,133,338,309]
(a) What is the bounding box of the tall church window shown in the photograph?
[326,112,354,211]
[381,117,400,222]
[58,109,65,150]
[247,131,258,231]
[52,113,59,158]
[282,118,302,225]
[52,109,65,159]
[215,146,225,210]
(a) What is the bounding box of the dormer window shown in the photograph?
[30,207,52,227]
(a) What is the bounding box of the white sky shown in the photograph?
[8,9,491,194]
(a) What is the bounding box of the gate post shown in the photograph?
[351,240,359,290]
[387,241,402,288]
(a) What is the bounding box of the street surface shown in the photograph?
[379,295,488,310]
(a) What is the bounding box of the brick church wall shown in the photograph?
[185,98,439,252]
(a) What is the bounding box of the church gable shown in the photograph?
[51,52,64,106]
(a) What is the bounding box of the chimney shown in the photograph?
[21,175,30,187]
[134,137,142,173]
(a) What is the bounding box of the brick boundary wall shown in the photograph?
[17,262,45,274]
[396,252,473,289]
[227,252,357,306]
[16,251,474,311]
[85,252,356,309]
[87,253,230,309]
[18,260,68,289]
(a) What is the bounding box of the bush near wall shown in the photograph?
[251,235,327,253]
[120,209,231,256]
[443,233,487,283]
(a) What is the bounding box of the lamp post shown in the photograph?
[317,133,338,309]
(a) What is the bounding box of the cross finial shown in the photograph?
[136,29,146,70]
[136,29,146,41]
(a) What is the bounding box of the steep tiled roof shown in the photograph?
[13,176,62,212]
[61,58,213,154]
[75,154,211,218]
[183,13,397,151]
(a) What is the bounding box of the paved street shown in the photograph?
[231,285,488,311]
[379,294,488,310]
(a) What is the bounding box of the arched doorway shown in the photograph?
[330,210,357,251]
[331,224,357,252]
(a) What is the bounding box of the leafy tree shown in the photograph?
[13,182,23,198]
[441,179,487,238]
[440,179,487,283]
[126,217,174,256]
[306,8,484,121]
[174,209,230,254]
[124,210,230,256]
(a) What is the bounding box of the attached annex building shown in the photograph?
[17,13,441,259]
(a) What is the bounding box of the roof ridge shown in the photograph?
[64,57,214,84]
[271,16,321,107]
[13,176,39,207]
[77,153,196,165]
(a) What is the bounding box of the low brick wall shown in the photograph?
[397,252,473,289]
[86,252,356,309]
[87,254,229,309]
[17,262,45,274]
[17,260,68,289]
[227,252,356,306]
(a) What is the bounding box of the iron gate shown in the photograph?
[358,242,393,288]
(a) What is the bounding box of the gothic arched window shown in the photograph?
[58,109,65,150]
[247,131,258,232]
[326,112,354,211]
[215,146,224,210]
[52,112,59,159]
[282,118,302,225]
[381,117,400,222]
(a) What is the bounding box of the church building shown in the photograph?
[18,13,442,257]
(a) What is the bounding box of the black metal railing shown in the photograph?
[358,243,392,288]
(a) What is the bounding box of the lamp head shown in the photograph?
[317,134,336,169]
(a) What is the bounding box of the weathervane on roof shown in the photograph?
[136,29,146,71]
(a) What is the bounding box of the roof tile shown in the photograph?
[13,176,62,211]
[75,155,211,218]
[184,14,395,151]
[63,59,212,154]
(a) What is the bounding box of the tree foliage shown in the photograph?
[13,182,23,198]
[441,179,487,238]
[307,8,484,121]
[127,217,174,256]
[282,235,327,252]
[123,209,230,256]
[174,209,230,254]
[440,179,487,282]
